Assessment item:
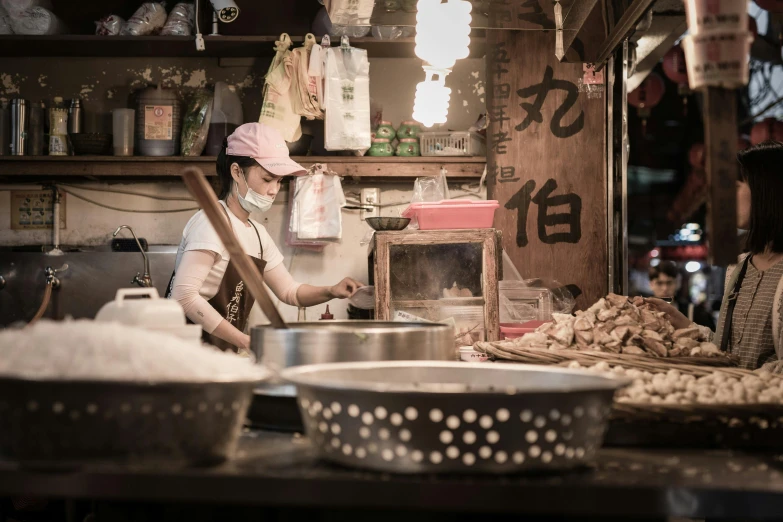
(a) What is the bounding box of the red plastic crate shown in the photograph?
[401,200,499,230]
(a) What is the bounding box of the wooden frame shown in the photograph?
[371,229,501,342]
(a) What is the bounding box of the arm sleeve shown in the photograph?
[264,262,302,307]
[170,250,225,334]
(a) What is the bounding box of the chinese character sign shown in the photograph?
[505,179,582,247]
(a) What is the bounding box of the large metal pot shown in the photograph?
[252,321,455,371]
[248,321,455,431]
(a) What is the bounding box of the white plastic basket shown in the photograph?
[419,131,486,157]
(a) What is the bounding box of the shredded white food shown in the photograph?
[0,320,268,382]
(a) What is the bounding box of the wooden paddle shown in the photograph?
[181,167,288,329]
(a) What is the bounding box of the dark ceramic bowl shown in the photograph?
[365,217,411,231]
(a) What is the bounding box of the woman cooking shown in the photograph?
[641,141,783,370]
[168,123,363,353]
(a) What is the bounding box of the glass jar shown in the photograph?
[396,138,420,157]
[396,120,421,140]
[369,138,394,157]
[375,120,396,140]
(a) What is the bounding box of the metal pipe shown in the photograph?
[52,187,61,252]
[112,225,153,288]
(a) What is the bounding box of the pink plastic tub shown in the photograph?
[401,200,499,230]
[500,321,549,340]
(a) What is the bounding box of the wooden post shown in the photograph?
[703,87,739,267]
[486,28,608,308]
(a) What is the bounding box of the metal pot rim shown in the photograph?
[251,321,453,335]
[280,361,629,395]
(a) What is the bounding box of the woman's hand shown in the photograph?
[635,297,691,330]
[329,277,364,299]
[237,333,251,353]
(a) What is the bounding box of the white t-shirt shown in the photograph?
[174,201,284,301]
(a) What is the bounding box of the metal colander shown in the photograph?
[282,361,626,474]
[0,376,266,466]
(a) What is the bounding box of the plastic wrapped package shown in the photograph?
[95,14,124,36]
[323,44,371,151]
[180,89,213,157]
[291,164,346,241]
[205,82,243,156]
[121,3,167,36]
[0,6,12,34]
[411,170,450,203]
[499,279,576,323]
[326,0,374,26]
[9,6,62,35]
[329,24,370,37]
[161,2,194,36]
[0,0,51,15]
[312,7,370,38]
[371,25,405,40]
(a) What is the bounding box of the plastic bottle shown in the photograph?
[68,97,83,134]
[28,101,45,155]
[320,305,334,320]
[48,97,69,156]
[205,82,243,156]
[135,84,181,156]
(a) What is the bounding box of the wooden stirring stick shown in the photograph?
[181,167,288,329]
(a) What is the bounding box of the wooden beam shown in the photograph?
[0,157,487,181]
[703,88,739,267]
[557,0,603,62]
[594,0,657,70]
[626,16,687,92]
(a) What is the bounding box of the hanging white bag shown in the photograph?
[323,37,371,151]
[294,164,346,240]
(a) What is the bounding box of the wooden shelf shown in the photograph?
[0,35,486,59]
[0,156,486,181]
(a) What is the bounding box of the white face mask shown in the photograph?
[235,170,274,214]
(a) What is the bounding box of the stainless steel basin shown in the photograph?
[0,247,177,326]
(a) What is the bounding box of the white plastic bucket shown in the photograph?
[684,0,749,35]
[681,31,752,90]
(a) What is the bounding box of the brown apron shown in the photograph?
[167,205,267,353]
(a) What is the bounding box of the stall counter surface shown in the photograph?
[1,430,783,520]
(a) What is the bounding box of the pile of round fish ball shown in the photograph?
[0,319,267,383]
[568,361,783,405]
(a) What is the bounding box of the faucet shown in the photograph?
[112,225,153,288]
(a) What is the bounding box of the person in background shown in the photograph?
[641,141,783,370]
[648,262,715,330]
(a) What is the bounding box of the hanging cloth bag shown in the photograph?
[259,33,302,142]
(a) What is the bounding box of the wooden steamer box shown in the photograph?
[369,229,502,342]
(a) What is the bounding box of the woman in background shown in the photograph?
[642,141,783,370]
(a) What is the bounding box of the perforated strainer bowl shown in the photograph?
[0,372,270,466]
[281,361,627,474]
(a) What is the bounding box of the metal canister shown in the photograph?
[10,98,28,156]
[0,99,10,155]
[28,101,45,156]
[68,98,83,134]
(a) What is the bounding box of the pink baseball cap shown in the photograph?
[226,123,307,177]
